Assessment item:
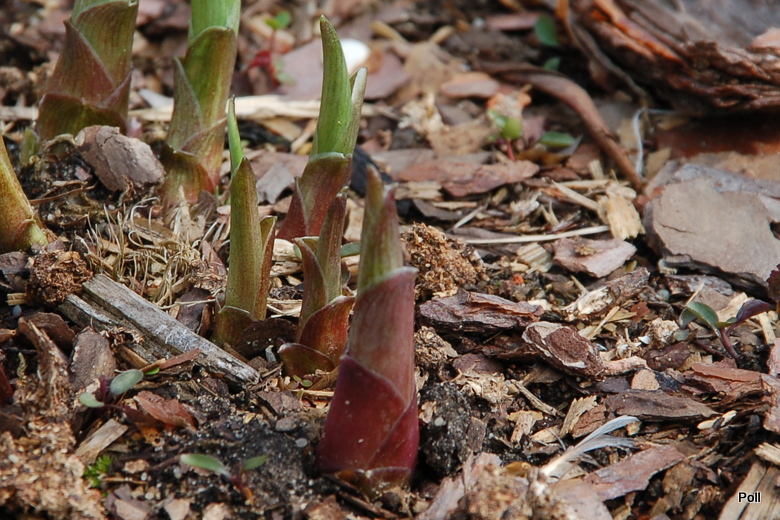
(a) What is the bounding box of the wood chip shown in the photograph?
[76,126,164,192]
[398,159,539,197]
[75,419,128,465]
[565,267,649,318]
[420,290,543,333]
[645,177,780,291]
[761,374,780,435]
[598,186,645,240]
[70,329,116,391]
[584,445,686,501]
[560,395,598,437]
[553,237,637,278]
[522,322,606,379]
[605,389,717,422]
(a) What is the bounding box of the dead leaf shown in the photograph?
[250,152,307,204]
[133,391,196,428]
[364,47,409,100]
[399,159,539,197]
[427,119,494,157]
[440,72,500,99]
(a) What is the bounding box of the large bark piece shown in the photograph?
[570,0,780,114]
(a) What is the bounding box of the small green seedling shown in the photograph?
[487,109,523,161]
[680,300,772,360]
[488,110,523,142]
[247,10,293,87]
[78,368,144,408]
[83,453,113,488]
[534,15,560,47]
[180,453,267,500]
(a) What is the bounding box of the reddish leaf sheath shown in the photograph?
[317,167,418,494]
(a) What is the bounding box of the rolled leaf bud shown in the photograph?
[317,168,418,495]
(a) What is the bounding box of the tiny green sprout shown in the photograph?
[83,453,113,488]
[242,455,268,471]
[293,375,313,388]
[488,110,523,142]
[265,10,291,31]
[180,453,230,477]
[534,14,560,47]
[143,366,160,376]
[181,452,267,498]
[680,299,772,361]
[680,302,720,330]
[78,368,145,408]
[539,131,576,149]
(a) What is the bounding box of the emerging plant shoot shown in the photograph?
[278,193,354,377]
[0,138,49,253]
[317,168,418,495]
[277,16,367,240]
[159,0,240,204]
[212,99,276,349]
[37,0,138,140]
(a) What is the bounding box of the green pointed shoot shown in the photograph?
[212,99,276,349]
[37,0,138,141]
[0,139,49,253]
[278,193,355,377]
[159,0,240,204]
[277,16,367,240]
[180,454,231,477]
[317,168,418,496]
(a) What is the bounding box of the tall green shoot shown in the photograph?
[212,99,276,349]
[277,16,367,240]
[159,0,240,204]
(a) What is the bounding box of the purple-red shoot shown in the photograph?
[317,168,418,495]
